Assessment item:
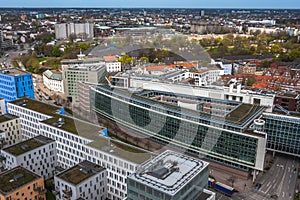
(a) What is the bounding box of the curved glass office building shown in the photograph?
[91,85,267,171]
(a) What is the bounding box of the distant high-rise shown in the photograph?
[201,10,205,17]
[55,22,94,40]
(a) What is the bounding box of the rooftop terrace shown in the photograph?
[2,135,54,156]
[0,167,41,195]
[42,115,153,164]
[10,97,153,164]
[0,114,18,123]
[96,85,265,128]
[9,98,62,116]
[57,161,105,185]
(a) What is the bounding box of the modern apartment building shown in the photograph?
[0,113,22,147]
[91,85,267,172]
[1,135,57,179]
[127,150,210,200]
[0,166,46,200]
[43,70,64,93]
[55,22,94,40]
[0,68,34,104]
[8,98,64,140]
[189,67,224,86]
[54,160,107,200]
[7,97,154,200]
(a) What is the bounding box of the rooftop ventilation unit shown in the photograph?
[21,145,29,150]
[14,173,24,181]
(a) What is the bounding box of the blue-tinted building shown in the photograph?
[0,69,34,104]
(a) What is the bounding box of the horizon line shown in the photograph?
[0,6,300,9]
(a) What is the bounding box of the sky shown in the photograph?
[1,0,300,9]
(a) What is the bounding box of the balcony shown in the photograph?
[34,185,47,195]
[62,189,72,197]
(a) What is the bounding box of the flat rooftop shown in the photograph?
[42,115,104,135]
[96,85,265,128]
[9,98,62,116]
[129,150,209,196]
[2,135,54,156]
[42,115,153,164]
[0,166,41,195]
[10,97,153,164]
[61,57,102,64]
[0,68,29,76]
[57,161,105,185]
[0,114,18,123]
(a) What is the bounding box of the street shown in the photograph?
[233,155,299,200]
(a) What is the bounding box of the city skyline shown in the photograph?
[1,0,300,9]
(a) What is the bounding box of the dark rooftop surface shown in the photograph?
[42,115,153,164]
[10,97,153,164]
[2,135,54,156]
[42,115,102,135]
[57,161,105,185]
[0,167,41,195]
[9,98,61,116]
[0,114,18,123]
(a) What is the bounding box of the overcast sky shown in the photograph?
[2,0,300,8]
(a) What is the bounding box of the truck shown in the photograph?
[214,182,234,196]
[208,178,216,188]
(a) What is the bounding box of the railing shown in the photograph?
[34,185,47,195]
[62,189,72,197]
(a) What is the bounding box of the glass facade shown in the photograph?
[91,86,263,171]
[263,113,300,155]
[0,72,34,109]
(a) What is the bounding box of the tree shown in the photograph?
[288,49,300,61]
[139,56,149,64]
[68,33,77,43]
[52,46,62,57]
[42,45,54,57]
[247,76,256,86]
[260,60,271,68]
[270,44,281,55]
[77,43,91,51]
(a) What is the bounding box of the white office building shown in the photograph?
[106,61,122,73]
[127,150,210,200]
[1,135,57,179]
[7,97,154,200]
[7,98,64,140]
[0,98,6,115]
[129,79,274,112]
[43,70,64,93]
[0,114,22,147]
[54,160,107,200]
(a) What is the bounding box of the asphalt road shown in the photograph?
[233,155,298,200]
[0,47,31,69]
